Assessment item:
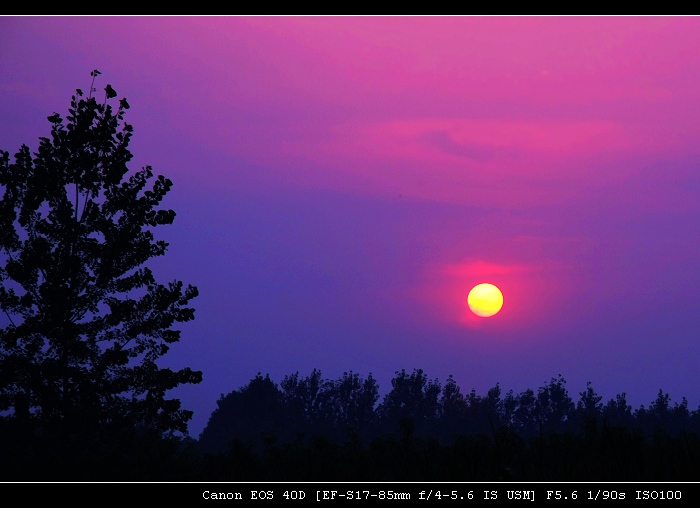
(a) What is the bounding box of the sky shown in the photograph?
[2,17,700,437]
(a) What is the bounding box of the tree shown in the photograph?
[576,381,603,431]
[378,369,441,438]
[0,71,201,442]
[281,368,328,434]
[322,370,379,443]
[535,375,574,434]
[512,388,537,436]
[603,392,633,428]
[199,373,284,454]
[438,374,467,441]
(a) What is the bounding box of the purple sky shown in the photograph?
[2,17,700,437]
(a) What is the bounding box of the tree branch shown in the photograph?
[3,309,16,328]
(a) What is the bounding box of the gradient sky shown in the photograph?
[2,17,700,437]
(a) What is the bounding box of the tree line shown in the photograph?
[200,369,699,453]
[194,369,700,481]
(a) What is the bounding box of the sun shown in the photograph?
[467,283,503,317]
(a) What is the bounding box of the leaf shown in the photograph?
[105,84,117,99]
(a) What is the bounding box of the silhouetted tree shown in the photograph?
[0,71,201,447]
[482,382,502,428]
[280,368,330,438]
[500,388,518,430]
[670,397,691,433]
[378,369,440,438]
[324,371,379,443]
[199,373,284,454]
[576,381,603,437]
[438,374,467,441]
[647,389,674,433]
[513,388,537,436]
[603,392,633,428]
[577,381,603,421]
[279,369,380,445]
[464,387,495,435]
[637,389,691,435]
[535,375,574,434]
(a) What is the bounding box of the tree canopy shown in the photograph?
[0,71,201,444]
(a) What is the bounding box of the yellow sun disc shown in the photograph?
[467,283,503,317]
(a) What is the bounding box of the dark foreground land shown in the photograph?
[2,419,699,481]
[3,370,700,481]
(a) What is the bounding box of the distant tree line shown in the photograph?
[193,369,700,481]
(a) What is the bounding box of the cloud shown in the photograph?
[442,260,537,277]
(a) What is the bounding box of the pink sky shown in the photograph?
[2,17,700,436]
